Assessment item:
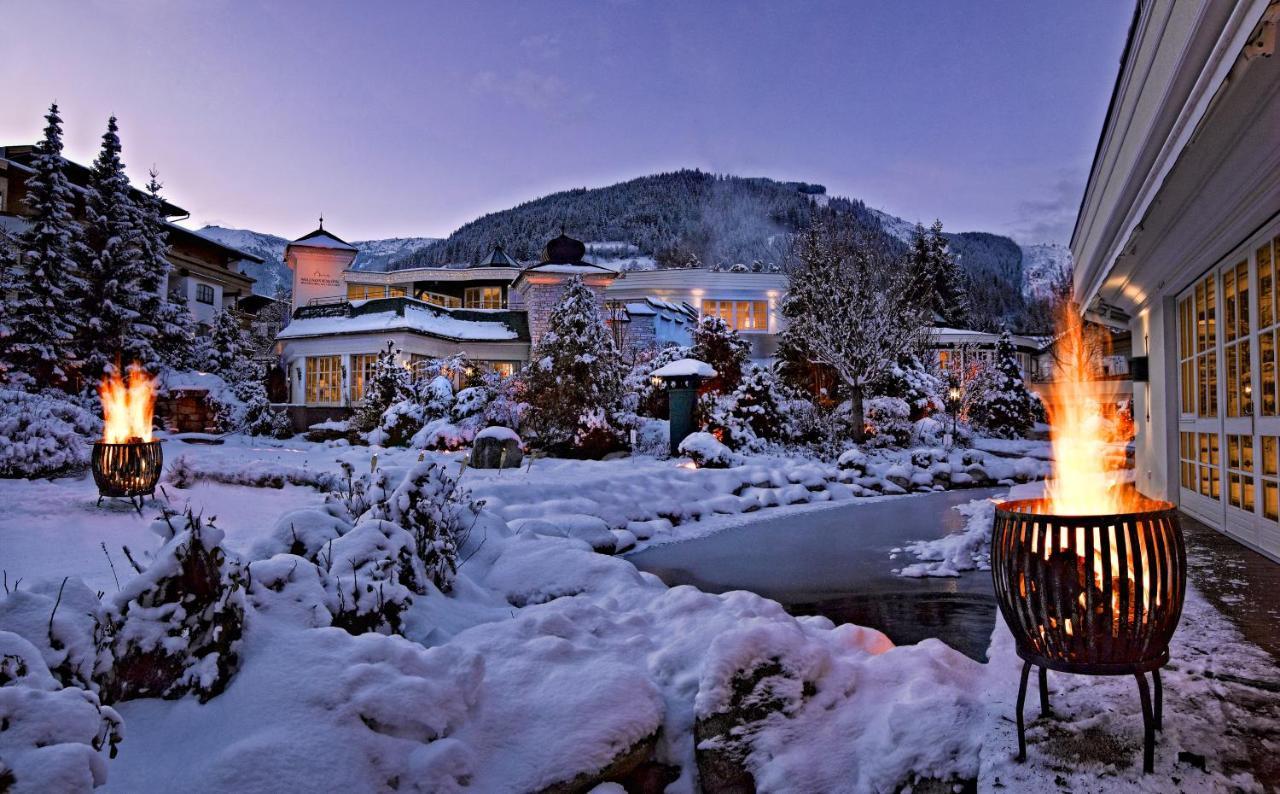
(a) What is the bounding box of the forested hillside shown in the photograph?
[395,170,882,270]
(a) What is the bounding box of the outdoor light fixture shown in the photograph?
[992,495,1185,773]
[92,366,162,512]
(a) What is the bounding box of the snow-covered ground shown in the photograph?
[3,435,1277,792]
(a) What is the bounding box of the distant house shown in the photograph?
[274,226,788,415]
[1071,1,1280,559]
[0,144,262,325]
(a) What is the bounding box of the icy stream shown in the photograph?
[627,486,1007,661]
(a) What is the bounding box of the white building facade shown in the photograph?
[1072,0,1280,559]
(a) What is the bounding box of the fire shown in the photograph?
[99,365,156,444]
[1043,305,1138,515]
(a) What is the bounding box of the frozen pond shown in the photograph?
[627,486,1007,661]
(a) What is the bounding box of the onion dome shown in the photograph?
[541,231,586,264]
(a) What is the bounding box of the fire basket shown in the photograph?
[92,439,162,510]
[992,496,1186,773]
[93,364,161,512]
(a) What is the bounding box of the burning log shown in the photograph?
[91,365,162,511]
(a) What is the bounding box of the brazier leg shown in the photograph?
[1152,668,1163,731]
[1038,665,1051,717]
[1015,659,1032,762]
[1134,672,1155,774]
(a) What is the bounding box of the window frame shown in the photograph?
[195,283,215,305]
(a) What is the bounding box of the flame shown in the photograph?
[1043,305,1138,514]
[99,365,156,443]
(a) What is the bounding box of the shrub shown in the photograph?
[0,389,99,478]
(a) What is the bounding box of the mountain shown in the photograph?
[196,226,439,297]
[394,170,879,270]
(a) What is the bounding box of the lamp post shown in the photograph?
[946,381,962,448]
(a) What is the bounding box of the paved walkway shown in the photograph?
[1182,511,1280,665]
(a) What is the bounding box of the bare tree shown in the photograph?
[781,220,931,442]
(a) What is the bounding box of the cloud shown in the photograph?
[1008,171,1086,245]
[518,33,561,59]
[471,69,573,112]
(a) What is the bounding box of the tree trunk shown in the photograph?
[849,383,866,443]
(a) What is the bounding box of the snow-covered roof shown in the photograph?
[522,263,614,275]
[624,301,656,316]
[278,301,520,342]
[652,358,717,378]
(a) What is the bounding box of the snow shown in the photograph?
[2,435,1276,792]
[288,231,356,251]
[473,425,520,443]
[651,358,717,378]
[277,301,519,341]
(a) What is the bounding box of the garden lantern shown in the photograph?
[651,358,716,456]
[92,366,162,512]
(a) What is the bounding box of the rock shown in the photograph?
[470,427,523,469]
[610,528,637,553]
[538,730,666,794]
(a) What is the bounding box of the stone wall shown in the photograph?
[517,278,614,348]
[155,389,219,433]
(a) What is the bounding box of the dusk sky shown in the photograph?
[2,0,1133,244]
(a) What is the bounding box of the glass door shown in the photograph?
[1252,233,1280,557]
[1221,258,1259,545]
[1176,273,1223,526]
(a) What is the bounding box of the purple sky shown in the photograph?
[1,0,1132,244]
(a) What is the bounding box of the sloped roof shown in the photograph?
[289,226,358,252]
[475,244,519,268]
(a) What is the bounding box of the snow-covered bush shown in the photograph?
[0,578,102,693]
[369,398,425,447]
[241,388,292,438]
[679,431,740,468]
[366,461,484,592]
[698,392,760,453]
[864,396,913,448]
[690,315,749,395]
[323,517,418,635]
[522,277,630,458]
[0,630,123,792]
[869,356,945,420]
[722,363,793,447]
[95,507,245,704]
[0,388,100,478]
[354,341,412,434]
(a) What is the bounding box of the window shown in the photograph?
[1262,436,1280,521]
[195,283,215,305]
[1257,237,1280,416]
[465,287,504,309]
[305,356,342,405]
[1227,433,1255,512]
[476,360,516,378]
[347,283,382,301]
[1223,260,1252,417]
[701,300,769,332]
[1178,274,1217,417]
[350,353,380,402]
[418,290,462,308]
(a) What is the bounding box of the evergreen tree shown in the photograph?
[208,307,255,383]
[969,330,1037,438]
[720,363,792,447]
[75,116,146,380]
[134,169,196,371]
[522,276,629,456]
[907,220,968,327]
[353,341,412,432]
[690,315,749,394]
[9,104,87,388]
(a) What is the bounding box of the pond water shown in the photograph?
[627,486,1008,661]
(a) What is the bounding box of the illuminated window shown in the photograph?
[347,283,381,301]
[1227,433,1255,512]
[476,360,516,378]
[1224,261,1252,417]
[195,283,215,305]
[701,300,769,332]
[418,290,462,308]
[350,353,380,402]
[1258,238,1279,416]
[465,287,504,309]
[305,356,342,405]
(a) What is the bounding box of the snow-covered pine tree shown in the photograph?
[726,363,792,444]
[75,116,146,381]
[135,169,196,371]
[690,314,749,394]
[208,307,255,383]
[907,220,968,328]
[781,218,931,443]
[9,104,87,388]
[969,330,1037,438]
[353,341,411,432]
[521,276,629,457]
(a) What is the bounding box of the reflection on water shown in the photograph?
[789,592,996,663]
